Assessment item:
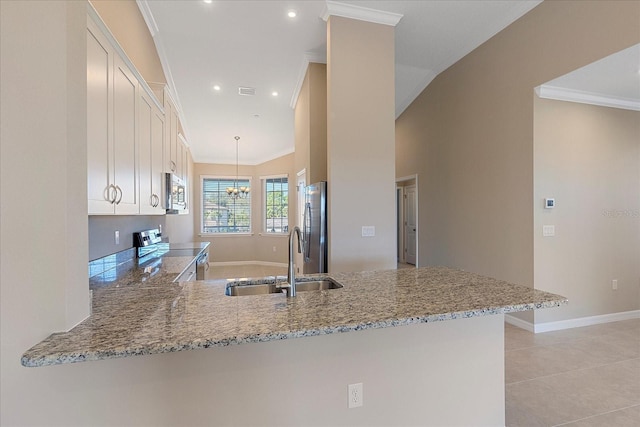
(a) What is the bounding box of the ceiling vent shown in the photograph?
[238,86,256,96]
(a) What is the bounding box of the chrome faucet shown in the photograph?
[283,226,303,297]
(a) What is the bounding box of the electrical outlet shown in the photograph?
[114,230,120,245]
[542,225,555,237]
[348,383,363,408]
[362,226,375,237]
[273,246,276,252]
[612,279,618,290]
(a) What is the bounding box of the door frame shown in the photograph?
[396,186,405,263]
[395,174,419,267]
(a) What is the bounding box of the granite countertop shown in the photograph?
[22,262,567,367]
[89,242,209,289]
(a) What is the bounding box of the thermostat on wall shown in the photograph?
[544,198,555,209]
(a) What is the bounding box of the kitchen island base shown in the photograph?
[21,314,505,426]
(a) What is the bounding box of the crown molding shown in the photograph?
[321,1,403,26]
[136,0,158,36]
[290,51,327,109]
[536,85,640,111]
[135,1,191,140]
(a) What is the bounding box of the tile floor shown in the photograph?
[505,319,640,426]
[206,264,639,426]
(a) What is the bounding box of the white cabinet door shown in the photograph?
[138,91,165,215]
[87,18,140,215]
[164,94,179,174]
[176,137,184,179]
[178,135,190,211]
[183,143,190,211]
[112,54,139,214]
[87,22,115,214]
[150,100,165,213]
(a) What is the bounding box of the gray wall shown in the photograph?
[88,215,166,260]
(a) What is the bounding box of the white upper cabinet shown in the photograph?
[87,19,114,214]
[138,90,165,215]
[87,9,193,217]
[164,92,179,174]
[112,54,139,214]
[87,18,139,215]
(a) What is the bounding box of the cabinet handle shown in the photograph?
[150,194,156,207]
[154,194,160,207]
[205,262,210,272]
[115,185,123,204]
[170,161,176,172]
[107,184,117,204]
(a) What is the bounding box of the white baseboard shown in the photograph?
[504,314,535,332]
[506,310,640,334]
[210,261,288,268]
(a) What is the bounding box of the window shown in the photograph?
[201,176,251,234]
[264,176,288,233]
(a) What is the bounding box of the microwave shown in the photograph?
[164,173,187,214]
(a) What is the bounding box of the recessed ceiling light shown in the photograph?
[287,10,297,18]
[203,0,213,4]
[272,91,278,97]
[213,85,221,91]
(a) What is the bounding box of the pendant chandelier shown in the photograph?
[226,136,250,199]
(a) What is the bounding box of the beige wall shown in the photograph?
[327,16,397,272]
[395,0,640,322]
[309,63,328,184]
[89,0,166,85]
[193,153,296,264]
[1,0,89,421]
[534,97,640,323]
[294,70,311,176]
[294,62,328,184]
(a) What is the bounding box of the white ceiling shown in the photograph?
[140,0,542,165]
[538,43,640,111]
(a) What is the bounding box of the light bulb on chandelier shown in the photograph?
[227,136,250,199]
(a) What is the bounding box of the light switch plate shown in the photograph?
[543,225,555,237]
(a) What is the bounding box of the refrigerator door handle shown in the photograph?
[303,202,311,261]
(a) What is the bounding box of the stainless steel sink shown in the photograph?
[225,283,281,296]
[294,279,343,292]
[225,278,343,296]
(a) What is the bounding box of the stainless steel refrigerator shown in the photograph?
[303,181,327,274]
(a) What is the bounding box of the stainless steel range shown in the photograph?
[133,229,209,281]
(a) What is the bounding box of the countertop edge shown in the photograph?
[21,298,568,367]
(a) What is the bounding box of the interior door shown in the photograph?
[404,185,417,265]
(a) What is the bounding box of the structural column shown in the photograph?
[325,6,401,272]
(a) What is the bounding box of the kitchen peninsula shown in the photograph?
[22,258,565,425]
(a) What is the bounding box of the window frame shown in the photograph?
[200,175,253,236]
[262,174,289,235]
